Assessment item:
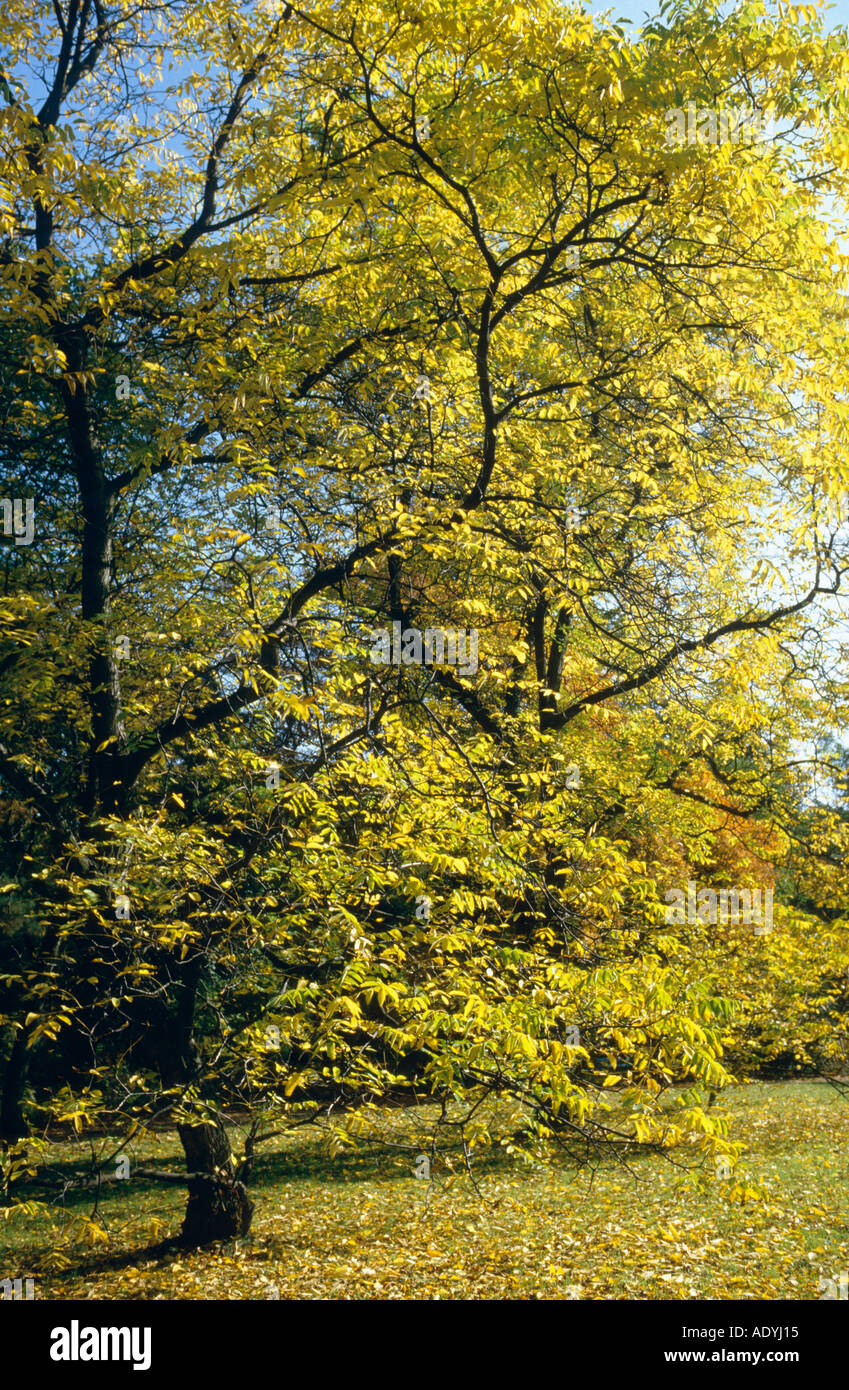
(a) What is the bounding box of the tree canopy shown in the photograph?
[2,0,849,1246]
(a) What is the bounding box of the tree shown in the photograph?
[2,0,849,1245]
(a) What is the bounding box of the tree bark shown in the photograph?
[159,954,254,1246]
[176,1118,254,1247]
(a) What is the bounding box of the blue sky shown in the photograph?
[585,0,849,29]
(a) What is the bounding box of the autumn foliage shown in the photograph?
[1,0,848,1249]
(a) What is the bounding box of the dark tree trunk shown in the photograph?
[177,1118,254,1247]
[160,953,254,1245]
[0,1033,30,1141]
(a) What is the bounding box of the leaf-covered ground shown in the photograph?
[2,1082,847,1300]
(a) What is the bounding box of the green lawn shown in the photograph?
[2,1081,847,1299]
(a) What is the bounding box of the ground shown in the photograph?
[2,1081,847,1300]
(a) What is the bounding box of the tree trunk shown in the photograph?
[157,956,253,1245]
[0,1033,30,1141]
[176,1118,254,1247]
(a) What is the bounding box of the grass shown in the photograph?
[1,1080,847,1299]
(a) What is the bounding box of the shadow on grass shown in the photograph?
[247,1139,515,1187]
[10,1153,187,1213]
[28,1236,190,1287]
[13,1126,528,1202]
